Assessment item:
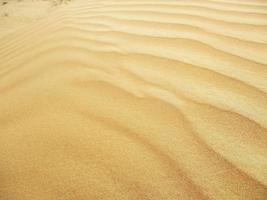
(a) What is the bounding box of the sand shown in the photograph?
[0,0,267,199]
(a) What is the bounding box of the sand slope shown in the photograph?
[0,0,267,199]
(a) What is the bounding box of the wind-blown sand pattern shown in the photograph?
[0,0,267,199]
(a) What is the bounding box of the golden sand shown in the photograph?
[0,0,267,199]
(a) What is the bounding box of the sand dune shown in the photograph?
[0,0,267,199]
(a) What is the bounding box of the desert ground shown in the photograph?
[0,0,267,199]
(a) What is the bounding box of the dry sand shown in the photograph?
[0,0,267,199]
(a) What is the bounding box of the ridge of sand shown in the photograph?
[0,0,267,199]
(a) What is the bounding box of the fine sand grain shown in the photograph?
[0,0,267,199]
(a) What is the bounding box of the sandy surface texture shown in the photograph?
[0,0,267,199]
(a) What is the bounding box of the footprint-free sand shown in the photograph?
[0,0,267,199]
